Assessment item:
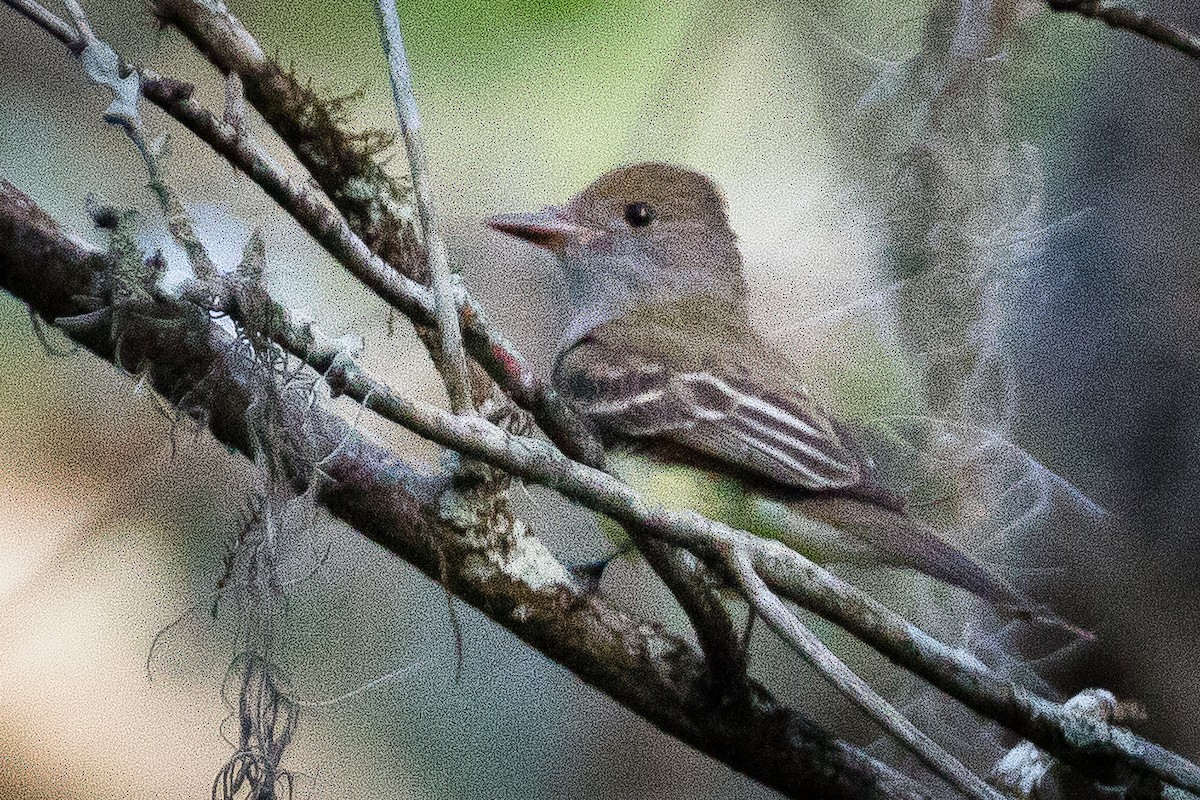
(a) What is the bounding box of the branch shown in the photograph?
[152,0,425,283]
[0,178,931,800]
[724,547,1003,800]
[456,289,604,465]
[13,0,77,45]
[127,214,1194,796]
[373,0,472,414]
[1048,0,1200,60]
[634,536,750,705]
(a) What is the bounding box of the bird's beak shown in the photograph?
[486,207,588,253]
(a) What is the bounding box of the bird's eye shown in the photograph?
[623,202,655,228]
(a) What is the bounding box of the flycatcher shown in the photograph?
[488,162,1026,610]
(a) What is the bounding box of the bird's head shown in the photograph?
[488,163,746,324]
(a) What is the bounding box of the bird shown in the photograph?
[487,162,1033,613]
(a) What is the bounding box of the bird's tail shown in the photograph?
[794,497,1091,638]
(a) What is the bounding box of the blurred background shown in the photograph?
[1,0,1198,797]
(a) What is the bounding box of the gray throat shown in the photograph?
[555,248,746,351]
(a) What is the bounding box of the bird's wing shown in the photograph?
[554,332,863,492]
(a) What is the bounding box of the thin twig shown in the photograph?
[58,0,92,39]
[456,289,604,465]
[374,0,473,414]
[1048,0,1200,60]
[635,537,749,702]
[284,661,424,709]
[5,0,76,45]
[723,547,1003,800]
[130,78,434,314]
